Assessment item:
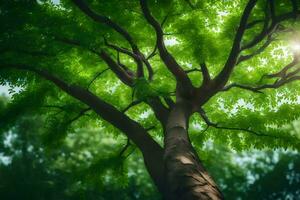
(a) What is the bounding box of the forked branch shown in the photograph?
[72,0,157,80]
[214,0,258,87]
[215,0,300,90]
[139,0,193,89]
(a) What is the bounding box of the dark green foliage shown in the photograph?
[0,107,299,199]
[1,0,300,199]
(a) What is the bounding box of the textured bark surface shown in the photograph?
[163,102,224,200]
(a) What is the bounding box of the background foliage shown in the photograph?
[0,94,300,199]
[1,0,300,199]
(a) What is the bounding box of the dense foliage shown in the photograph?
[1,0,300,199]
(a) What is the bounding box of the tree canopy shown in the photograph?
[0,0,300,199]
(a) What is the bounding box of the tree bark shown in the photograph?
[163,101,224,200]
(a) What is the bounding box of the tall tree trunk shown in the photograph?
[163,101,224,200]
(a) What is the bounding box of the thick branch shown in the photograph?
[1,64,160,152]
[214,0,258,88]
[1,63,165,192]
[139,0,193,89]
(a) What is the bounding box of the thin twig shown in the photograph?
[87,68,109,89]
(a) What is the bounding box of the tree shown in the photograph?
[0,0,300,199]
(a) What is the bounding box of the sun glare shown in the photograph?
[289,34,300,55]
[291,43,300,52]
